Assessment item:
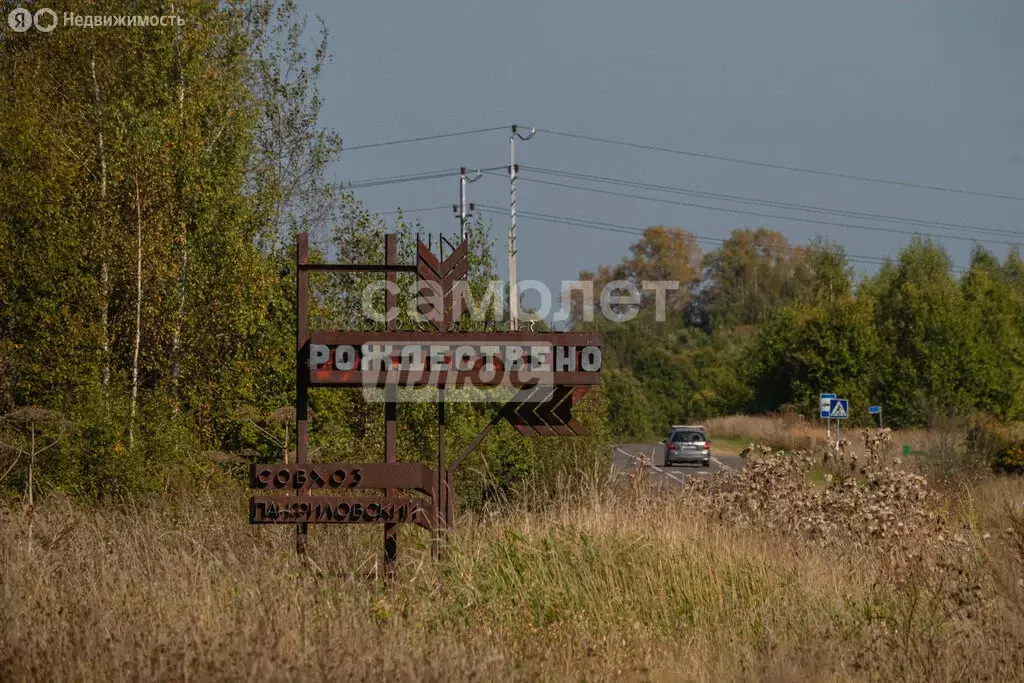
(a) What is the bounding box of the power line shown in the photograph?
[536,127,1024,203]
[376,205,450,216]
[522,166,1024,240]
[498,171,1023,248]
[344,126,509,152]
[345,165,505,190]
[474,204,949,272]
[344,169,456,189]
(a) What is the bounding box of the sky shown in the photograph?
[303,0,1023,311]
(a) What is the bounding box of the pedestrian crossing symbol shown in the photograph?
[828,398,849,419]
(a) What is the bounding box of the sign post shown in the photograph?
[869,404,882,429]
[828,398,849,451]
[252,232,602,568]
[819,393,835,451]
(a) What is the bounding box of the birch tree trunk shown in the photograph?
[130,179,143,449]
[90,45,110,388]
[170,5,188,396]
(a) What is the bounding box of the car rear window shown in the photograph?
[671,430,704,443]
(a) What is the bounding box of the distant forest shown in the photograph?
[573,225,1024,438]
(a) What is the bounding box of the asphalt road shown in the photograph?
[612,443,747,488]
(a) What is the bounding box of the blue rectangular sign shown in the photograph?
[868,405,881,415]
[828,398,849,419]
[819,393,836,418]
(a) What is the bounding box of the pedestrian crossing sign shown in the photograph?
[828,398,849,419]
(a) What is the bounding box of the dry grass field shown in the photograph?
[2,432,1024,682]
[704,413,930,453]
[704,413,1021,473]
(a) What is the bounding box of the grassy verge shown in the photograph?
[2,467,1023,681]
[708,435,750,454]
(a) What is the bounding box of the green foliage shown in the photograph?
[966,418,1024,474]
[751,294,878,422]
[693,228,813,330]
[584,225,1024,444]
[0,1,617,503]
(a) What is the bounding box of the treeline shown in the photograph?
[0,1,612,502]
[579,226,1024,437]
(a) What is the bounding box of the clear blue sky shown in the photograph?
[305,0,1023,307]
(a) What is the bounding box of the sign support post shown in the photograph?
[383,235,398,572]
[296,233,310,556]
[828,397,849,454]
[437,388,447,557]
[820,393,836,457]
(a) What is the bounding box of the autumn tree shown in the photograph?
[692,228,811,330]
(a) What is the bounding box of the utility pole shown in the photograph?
[509,124,535,331]
[453,166,482,241]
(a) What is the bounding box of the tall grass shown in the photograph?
[2,463,1023,681]
[706,414,951,457]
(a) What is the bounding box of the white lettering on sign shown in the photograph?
[529,345,551,372]
[505,346,525,371]
[399,345,424,371]
[453,345,475,371]
[555,346,576,372]
[335,345,356,370]
[479,345,499,372]
[308,341,602,388]
[361,344,391,371]
[310,343,330,370]
[429,345,448,371]
[343,344,599,372]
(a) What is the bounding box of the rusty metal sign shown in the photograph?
[253,231,602,567]
[249,462,434,495]
[250,495,434,529]
[417,238,470,330]
[308,331,602,388]
[503,386,592,436]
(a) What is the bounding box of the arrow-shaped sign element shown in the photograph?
[501,385,590,437]
[417,239,470,330]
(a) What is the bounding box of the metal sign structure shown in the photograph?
[828,398,849,419]
[869,404,883,428]
[826,397,849,453]
[249,232,601,567]
[820,392,836,449]
[819,393,836,419]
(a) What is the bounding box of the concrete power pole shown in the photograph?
[508,124,535,331]
[454,166,482,242]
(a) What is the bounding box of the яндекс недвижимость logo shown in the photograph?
[7,7,57,33]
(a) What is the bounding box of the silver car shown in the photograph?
[664,426,711,467]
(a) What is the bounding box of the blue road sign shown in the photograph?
[869,405,881,415]
[829,398,849,419]
[819,393,836,418]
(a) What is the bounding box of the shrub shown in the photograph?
[967,417,1024,474]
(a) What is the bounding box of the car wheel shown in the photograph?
[663,461,670,467]
[702,460,710,467]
